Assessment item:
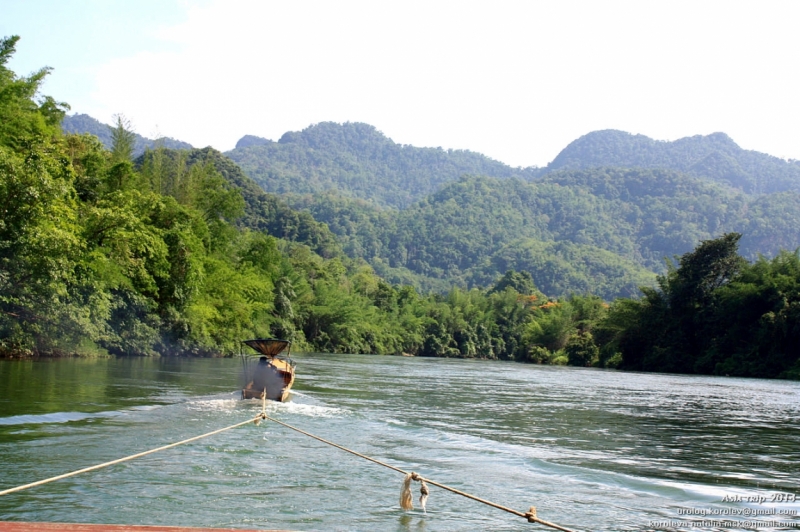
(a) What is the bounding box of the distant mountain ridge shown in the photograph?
[225,122,541,209]
[548,130,800,194]
[235,134,272,149]
[62,113,193,156]
[60,115,800,298]
[64,115,800,200]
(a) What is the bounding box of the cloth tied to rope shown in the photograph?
[400,473,414,510]
[400,472,430,512]
[419,479,430,513]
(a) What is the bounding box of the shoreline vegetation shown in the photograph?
[2,35,799,380]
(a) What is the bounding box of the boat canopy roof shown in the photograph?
[243,338,291,357]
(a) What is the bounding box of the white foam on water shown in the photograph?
[278,401,347,418]
[130,404,164,411]
[677,482,753,501]
[187,398,240,412]
[0,402,173,426]
[0,410,124,425]
[214,391,347,419]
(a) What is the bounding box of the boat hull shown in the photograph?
[242,357,295,402]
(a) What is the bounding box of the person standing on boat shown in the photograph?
[252,356,270,397]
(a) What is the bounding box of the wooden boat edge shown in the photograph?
[0,523,291,532]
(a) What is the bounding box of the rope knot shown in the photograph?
[401,472,430,513]
[253,412,267,425]
[526,506,538,522]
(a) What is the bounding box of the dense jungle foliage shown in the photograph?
[137,146,343,259]
[3,35,799,379]
[286,170,800,298]
[0,35,588,362]
[220,121,800,300]
[74,113,800,301]
[600,233,800,379]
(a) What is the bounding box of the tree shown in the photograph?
[0,35,68,149]
[608,233,752,373]
[523,302,575,353]
[666,232,745,309]
[565,331,599,367]
[489,269,539,296]
[0,144,83,354]
[0,36,84,355]
[109,114,136,164]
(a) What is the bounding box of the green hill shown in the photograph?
[547,129,800,194]
[225,121,541,209]
[289,169,800,299]
[63,114,800,299]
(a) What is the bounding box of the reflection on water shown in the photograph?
[1,355,799,531]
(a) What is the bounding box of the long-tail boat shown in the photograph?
[240,338,296,402]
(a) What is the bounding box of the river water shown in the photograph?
[1,355,799,531]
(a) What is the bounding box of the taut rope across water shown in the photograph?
[0,400,576,532]
[262,413,575,532]
[0,392,272,498]
[0,414,265,497]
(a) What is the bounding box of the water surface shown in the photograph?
[1,355,799,531]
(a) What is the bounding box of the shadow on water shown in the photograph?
[397,513,428,532]
[0,357,242,419]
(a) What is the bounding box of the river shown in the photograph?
[1,355,799,531]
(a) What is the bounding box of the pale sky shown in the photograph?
[2,0,799,168]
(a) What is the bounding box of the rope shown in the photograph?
[0,400,575,531]
[262,415,575,532]
[0,412,267,497]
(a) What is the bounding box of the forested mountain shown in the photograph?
[289,169,800,299]
[225,122,541,209]
[63,114,800,299]
[235,134,272,149]
[69,113,346,257]
[548,130,800,194]
[63,113,193,156]
[219,123,800,297]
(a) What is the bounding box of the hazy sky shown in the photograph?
[3,0,799,167]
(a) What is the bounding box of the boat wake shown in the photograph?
[186,391,347,420]
[187,397,240,412]
[278,401,346,418]
[0,410,124,426]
